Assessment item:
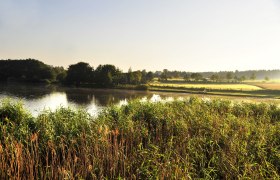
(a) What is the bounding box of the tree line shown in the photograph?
[0,59,154,87]
[65,62,154,86]
[156,69,280,82]
[0,59,58,83]
[0,59,279,86]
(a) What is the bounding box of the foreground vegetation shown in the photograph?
[0,98,279,179]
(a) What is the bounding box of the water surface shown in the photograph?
[0,83,185,116]
[0,83,278,116]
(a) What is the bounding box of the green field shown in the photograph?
[0,98,279,179]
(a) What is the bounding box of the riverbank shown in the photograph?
[0,98,279,179]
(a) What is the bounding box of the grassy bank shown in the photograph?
[148,82,280,99]
[106,81,280,99]
[0,98,279,179]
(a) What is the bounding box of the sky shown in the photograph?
[0,0,280,72]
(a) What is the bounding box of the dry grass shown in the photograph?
[252,83,280,90]
[150,82,262,91]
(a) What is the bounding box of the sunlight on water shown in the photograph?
[86,98,103,117]
[25,93,69,114]
[150,94,161,102]
[118,99,128,106]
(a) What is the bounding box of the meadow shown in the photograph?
[0,98,279,179]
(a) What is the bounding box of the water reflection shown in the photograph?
[0,83,165,116]
[0,83,56,99]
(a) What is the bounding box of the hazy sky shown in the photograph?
[0,0,280,72]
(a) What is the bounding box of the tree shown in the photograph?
[160,69,168,81]
[184,74,191,81]
[133,71,142,84]
[141,70,147,83]
[240,75,246,82]
[127,71,142,84]
[265,76,270,81]
[191,73,203,81]
[210,74,219,82]
[146,71,154,82]
[53,66,67,82]
[250,73,256,80]
[226,72,233,82]
[94,64,121,86]
[160,73,168,81]
[66,62,93,86]
[0,59,55,82]
[234,75,239,82]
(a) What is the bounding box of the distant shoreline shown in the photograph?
[1,80,280,100]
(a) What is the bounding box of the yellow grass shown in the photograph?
[150,83,262,91]
[251,83,280,90]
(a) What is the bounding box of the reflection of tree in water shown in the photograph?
[96,94,116,106]
[93,91,147,106]
[64,88,149,106]
[65,91,120,106]
[65,92,94,105]
[0,83,56,99]
[1,84,170,107]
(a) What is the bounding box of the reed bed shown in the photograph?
[0,98,279,179]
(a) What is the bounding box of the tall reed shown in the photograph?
[0,97,279,179]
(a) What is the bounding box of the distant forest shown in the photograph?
[0,59,279,87]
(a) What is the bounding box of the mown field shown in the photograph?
[251,83,280,90]
[150,82,262,91]
[0,98,279,179]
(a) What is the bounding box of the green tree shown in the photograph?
[160,73,168,81]
[66,62,93,86]
[265,76,270,81]
[210,74,219,82]
[133,71,142,84]
[191,73,203,81]
[0,59,55,82]
[184,74,191,81]
[226,72,233,82]
[128,71,142,84]
[234,75,239,82]
[94,64,121,86]
[160,69,168,81]
[146,71,154,83]
[53,66,67,82]
[250,73,256,80]
[240,75,246,82]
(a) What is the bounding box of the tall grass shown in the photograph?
[0,97,279,179]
